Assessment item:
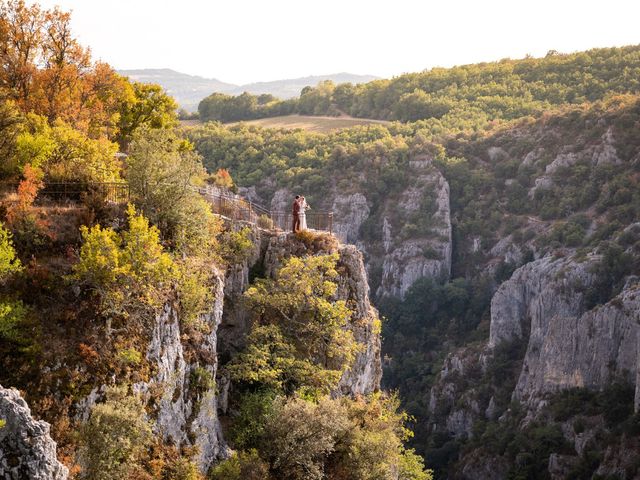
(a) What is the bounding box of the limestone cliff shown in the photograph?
[0,386,68,480]
[266,156,453,299]
[488,255,640,406]
[425,251,640,478]
[72,228,382,477]
[218,228,382,396]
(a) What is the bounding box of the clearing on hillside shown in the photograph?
[231,114,390,133]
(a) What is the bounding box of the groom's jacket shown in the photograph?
[292,200,301,214]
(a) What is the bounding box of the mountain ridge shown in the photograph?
[117,68,379,111]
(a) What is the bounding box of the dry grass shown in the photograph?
[231,114,390,133]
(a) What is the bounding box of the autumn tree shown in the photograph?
[0,1,137,138]
[0,0,42,103]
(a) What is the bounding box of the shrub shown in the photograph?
[219,227,254,265]
[294,229,339,254]
[208,449,270,480]
[72,204,178,324]
[117,348,142,367]
[228,389,277,450]
[176,259,215,328]
[77,386,153,480]
[0,223,22,280]
[257,214,274,230]
[5,164,52,254]
[0,299,29,345]
[190,366,215,395]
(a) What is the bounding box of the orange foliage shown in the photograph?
[1,1,132,137]
[211,168,234,189]
[6,163,43,223]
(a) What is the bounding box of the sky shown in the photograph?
[35,0,640,85]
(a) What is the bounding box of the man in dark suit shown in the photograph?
[292,195,301,232]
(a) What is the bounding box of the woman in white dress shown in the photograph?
[299,196,310,230]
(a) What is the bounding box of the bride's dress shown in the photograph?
[299,200,308,230]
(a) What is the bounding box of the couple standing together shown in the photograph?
[292,195,310,232]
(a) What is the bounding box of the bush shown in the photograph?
[219,227,254,265]
[116,348,142,367]
[0,222,22,281]
[0,299,29,345]
[72,204,178,324]
[208,449,270,480]
[228,389,277,450]
[77,386,153,480]
[257,214,274,230]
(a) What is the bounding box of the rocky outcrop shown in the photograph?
[334,244,382,395]
[377,167,452,298]
[256,232,382,394]
[130,268,229,472]
[0,386,68,480]
[528,127,621,197]
[488,254,640,406]
[331,193,370,246]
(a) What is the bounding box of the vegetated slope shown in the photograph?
[198,45,640,125]
[1,2,429,479]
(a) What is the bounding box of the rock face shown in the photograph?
[426,249,640,477]
[0,386,68,480]
[331,193,370,246]
[218,230,382,395]
[334,244,382,395]
[488,254,640,406]
[377,168,452,298]
[137,268,229,472]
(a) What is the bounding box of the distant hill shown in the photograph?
[238,73,379,100]
[117,69,379,112]
[117,69,237,112]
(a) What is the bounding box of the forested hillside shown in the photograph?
[198,45,640,129]
[190,56,640,478]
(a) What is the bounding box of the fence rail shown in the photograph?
[0,181,333,233]
[197,188,333,234]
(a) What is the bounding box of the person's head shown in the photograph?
[295,195,300,200]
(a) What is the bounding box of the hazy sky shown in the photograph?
[35,0,640,85]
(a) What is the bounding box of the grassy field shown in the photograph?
[181,114,391,133]
[231,114,390,133]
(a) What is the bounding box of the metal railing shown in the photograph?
[196,186,333,234]
[0,180,333,233]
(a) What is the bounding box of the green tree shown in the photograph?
[116,81,178,149]
[126,127,211,243]
[231,253,359,395]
